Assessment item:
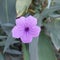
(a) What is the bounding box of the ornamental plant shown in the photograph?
[0,0,60,60]
[12,15,41,43]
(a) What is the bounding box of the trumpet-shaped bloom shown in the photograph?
[12,15,41,43]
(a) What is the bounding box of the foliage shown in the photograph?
[0,0,60,60]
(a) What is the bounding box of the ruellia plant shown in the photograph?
[0,0,60,60]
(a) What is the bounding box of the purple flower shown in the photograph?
[12,15,41,43]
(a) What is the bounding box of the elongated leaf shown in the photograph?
[29,14,42,60]
[0,40,19,46]
[10,55,21,60]
[0,0,16,24]
[29,37,39,60]
[0,36,7,39]
[34,13,42,26]
[1,25,13,35]
[6,49,22,55]
[33,6,60,26]
[50,33,60,51]
[22,44,29,60]
[38,32,57,60]
[0,0,16,35]
[46,0,51,8]
[45,19,60,50]
[41,5,60,18]
[3,33,19,53]
[0,41,6,46]
[16,0,32,17]
[0,53,4,60]
[53,0,60,6]
[49,14,60,18]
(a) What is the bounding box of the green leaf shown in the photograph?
[3,33,19,53]
[45,19,60,50]
[10,55,21,60]
[46,0,51,8]
[29,37,39,60]
[0,53,4,60]
[54,0,60,6]
[16,0,32,17]
[0,41,6,46]
[50,33,60,51]
[49,14,60,18]
[0,0,16,24]
[38,31,57,60]
[34,13,42,26]
[40,5,60,21]
[0,40,19,47]
[0,0,16,35]
[1,24,13,35]
[1,23,14,35]
[2,23,14,27]
[34,6,60,26]
[22,44,29,60]
[0,36,7,39]
[5,49,22,55]
[11,56,22,60]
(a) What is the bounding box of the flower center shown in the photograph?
[25,27,29,32]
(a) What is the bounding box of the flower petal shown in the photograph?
[26,15,37,26]
[12,26,24,38]
[29,26,41,37]
[16,16,25,26]
[20,33,32,43]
